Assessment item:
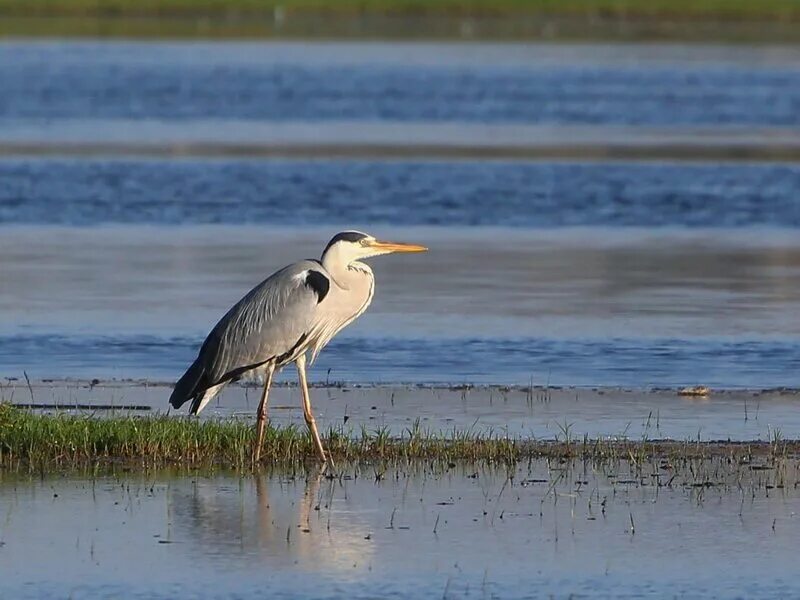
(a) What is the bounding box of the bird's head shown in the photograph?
[321,230,427,267]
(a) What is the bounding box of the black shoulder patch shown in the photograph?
[323,230,369,254]
[304,270,330,303]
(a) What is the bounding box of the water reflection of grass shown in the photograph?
[1,0,799,41]
[1,404,797,472]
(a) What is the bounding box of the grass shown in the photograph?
[1,404,798,472]
[1,0,799,20]
[1,0,800,41]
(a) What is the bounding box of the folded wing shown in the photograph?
[169,260,330,411]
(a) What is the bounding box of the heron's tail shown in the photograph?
[169,358,207,411]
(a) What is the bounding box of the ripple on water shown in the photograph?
[2,159,800,227]
[3,42,800,126]
[1,462,799,598]
[2,333,799,389]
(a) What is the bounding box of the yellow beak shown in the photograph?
[368,239,428,253]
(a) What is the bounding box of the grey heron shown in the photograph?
[169,231,427,463]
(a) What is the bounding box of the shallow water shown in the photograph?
[1,40,799,409]
[3,158,800,227]
[3,42,800,161]
[3,41,800,127]
[7,381,800,442]
[2,225,800,388]
[1,463,798,599]
[3,38,800,600]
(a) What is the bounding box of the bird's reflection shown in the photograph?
[168,467,374,573]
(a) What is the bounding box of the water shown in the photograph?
[3,159,800,227]
[3,42,800,161]
[2,42,800,126]
[5,334,800,389]
[7,381,800,442]
[1,463,799,599]
[2,224,799,388]
[2,38,800,600]
[1,42,799,392]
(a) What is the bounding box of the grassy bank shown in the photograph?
[1,405,797,471]
[2,0,799,20]
[1,0,800,41]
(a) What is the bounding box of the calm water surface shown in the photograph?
[1,463,798,599]
[1,42,798,393]
[2,41,800,126]
[0,36,800,598]
[3,39,800,600]
[1,224,799,388]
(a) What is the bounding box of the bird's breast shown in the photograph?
[308,267,374,360]
[329,266,374,324]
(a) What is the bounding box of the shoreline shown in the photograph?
[4,121,800,164]
[1,404,798,473]
[5,140,800,163]
[6,378,800,446]
[5,377,800,394]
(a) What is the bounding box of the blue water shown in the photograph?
[4,39,800,600]
[2,333,799,389]
[2,42,800,126]
[2,467,799,599]
[4,577,798,600]
[2,158,800,387]
[3,158,800,228]
[1,41,799,389]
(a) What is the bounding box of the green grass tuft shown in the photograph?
[1,404,799,473]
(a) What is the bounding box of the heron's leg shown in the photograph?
[254,363,275,463]
[296,354,328,464]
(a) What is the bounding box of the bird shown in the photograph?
[169,230,427,464]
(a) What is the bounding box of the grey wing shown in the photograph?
[169,260,330,410]
[201,260,329,385]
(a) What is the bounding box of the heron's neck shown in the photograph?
[323,258,372,289]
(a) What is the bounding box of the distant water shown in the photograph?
[2,42,800,126]
[2,158,800,228]
[3,333,800,388]
[4,40,800,600]
[1,41,799,390]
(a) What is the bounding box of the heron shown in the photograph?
[169,231,427,464]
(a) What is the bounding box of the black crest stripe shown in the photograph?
[323,231,368,254]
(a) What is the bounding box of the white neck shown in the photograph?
[322,249,370,286]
